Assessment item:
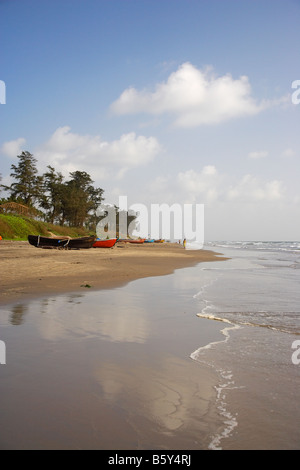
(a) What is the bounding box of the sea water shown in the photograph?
[190,241,300,449]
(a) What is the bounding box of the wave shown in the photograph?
[205,241,300,253]
[195,313,233,324]
[190,314,241,450]
[190,314,241,361]
[208,370,241,451]
[194,312,300,335]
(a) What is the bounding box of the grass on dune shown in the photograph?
[0,214,91,240]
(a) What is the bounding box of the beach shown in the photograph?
[0,240,299,450]
[0,240,226,306]
[0,241,229,450]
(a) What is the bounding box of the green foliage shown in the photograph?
[3,151,105,230]
[0,214,91,240]
[0,214,48,239]
[61,171,104,228]
[40,166,64,224]
[7,151,43,205]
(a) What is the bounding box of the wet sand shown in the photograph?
[0,241,230,449]
[0,240,227,305]
[0,264,227,450]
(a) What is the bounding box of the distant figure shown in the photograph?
[183,238,186,249]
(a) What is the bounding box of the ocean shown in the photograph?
[191,241,300,449]
[0,241,299,450]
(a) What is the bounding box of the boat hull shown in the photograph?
[28,235,96,249]
[93,238,117,248]
[118,238,145,244]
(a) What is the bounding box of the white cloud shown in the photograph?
[177,166,220,203]
[147,166,285,206]
[142,166,292,240]
[36,126,161,181]
[281,148,295,158]
[0,137,26,158]
[227,175,284,202]
[146,166,221,205]
[0,173,13,190]
[248,150,268,159]
[111,62,278,127]
[146,167,292,240]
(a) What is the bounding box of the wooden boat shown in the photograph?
[93,238,117,248]
[154,239,165,243]
[28,235,96,249]
[144,239,155,243]
[118,238,145,244]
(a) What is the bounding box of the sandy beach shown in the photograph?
[1,241,299,450]
[0,240,226,305]
[0,240,230,450]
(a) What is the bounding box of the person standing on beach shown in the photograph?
[183,238,186,249]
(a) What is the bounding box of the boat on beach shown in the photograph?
[28,235,96,249]
[118,238,145,244]
[93,238,117,248]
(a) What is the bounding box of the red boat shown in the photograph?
[93,238,117,248]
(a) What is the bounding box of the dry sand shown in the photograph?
[0,240,227,306]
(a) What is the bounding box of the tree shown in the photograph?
[2,155,106,229]
[85,185,105,230]
[40,166,65,224]
[0,173,5,197]
[61,171,104,227]
[7,151,43,206]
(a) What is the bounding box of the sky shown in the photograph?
[0,0,299,241]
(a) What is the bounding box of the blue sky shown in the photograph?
[0,0,299,240]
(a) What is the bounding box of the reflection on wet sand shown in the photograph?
[94,355,217,445]
[10,304,28,326]
[0,270,223,449]
[24,289,150,344]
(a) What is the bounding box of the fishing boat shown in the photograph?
[93,238,117,248]
[118,238,145,244]
[144,239,155,243]
[28,235,96,249]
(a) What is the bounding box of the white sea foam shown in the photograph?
[208,367,243,451]
[206,240,300,254]
[196,313,232,324]
[190,314,241,360]
[190,313,242,450]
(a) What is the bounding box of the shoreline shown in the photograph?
[0,240,228,306]
[0,257,229,450]
[1,241,299,449]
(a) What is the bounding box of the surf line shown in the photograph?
[190,314,242,451]
[190,313,241,361]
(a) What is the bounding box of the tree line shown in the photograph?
[0,151,109,230]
